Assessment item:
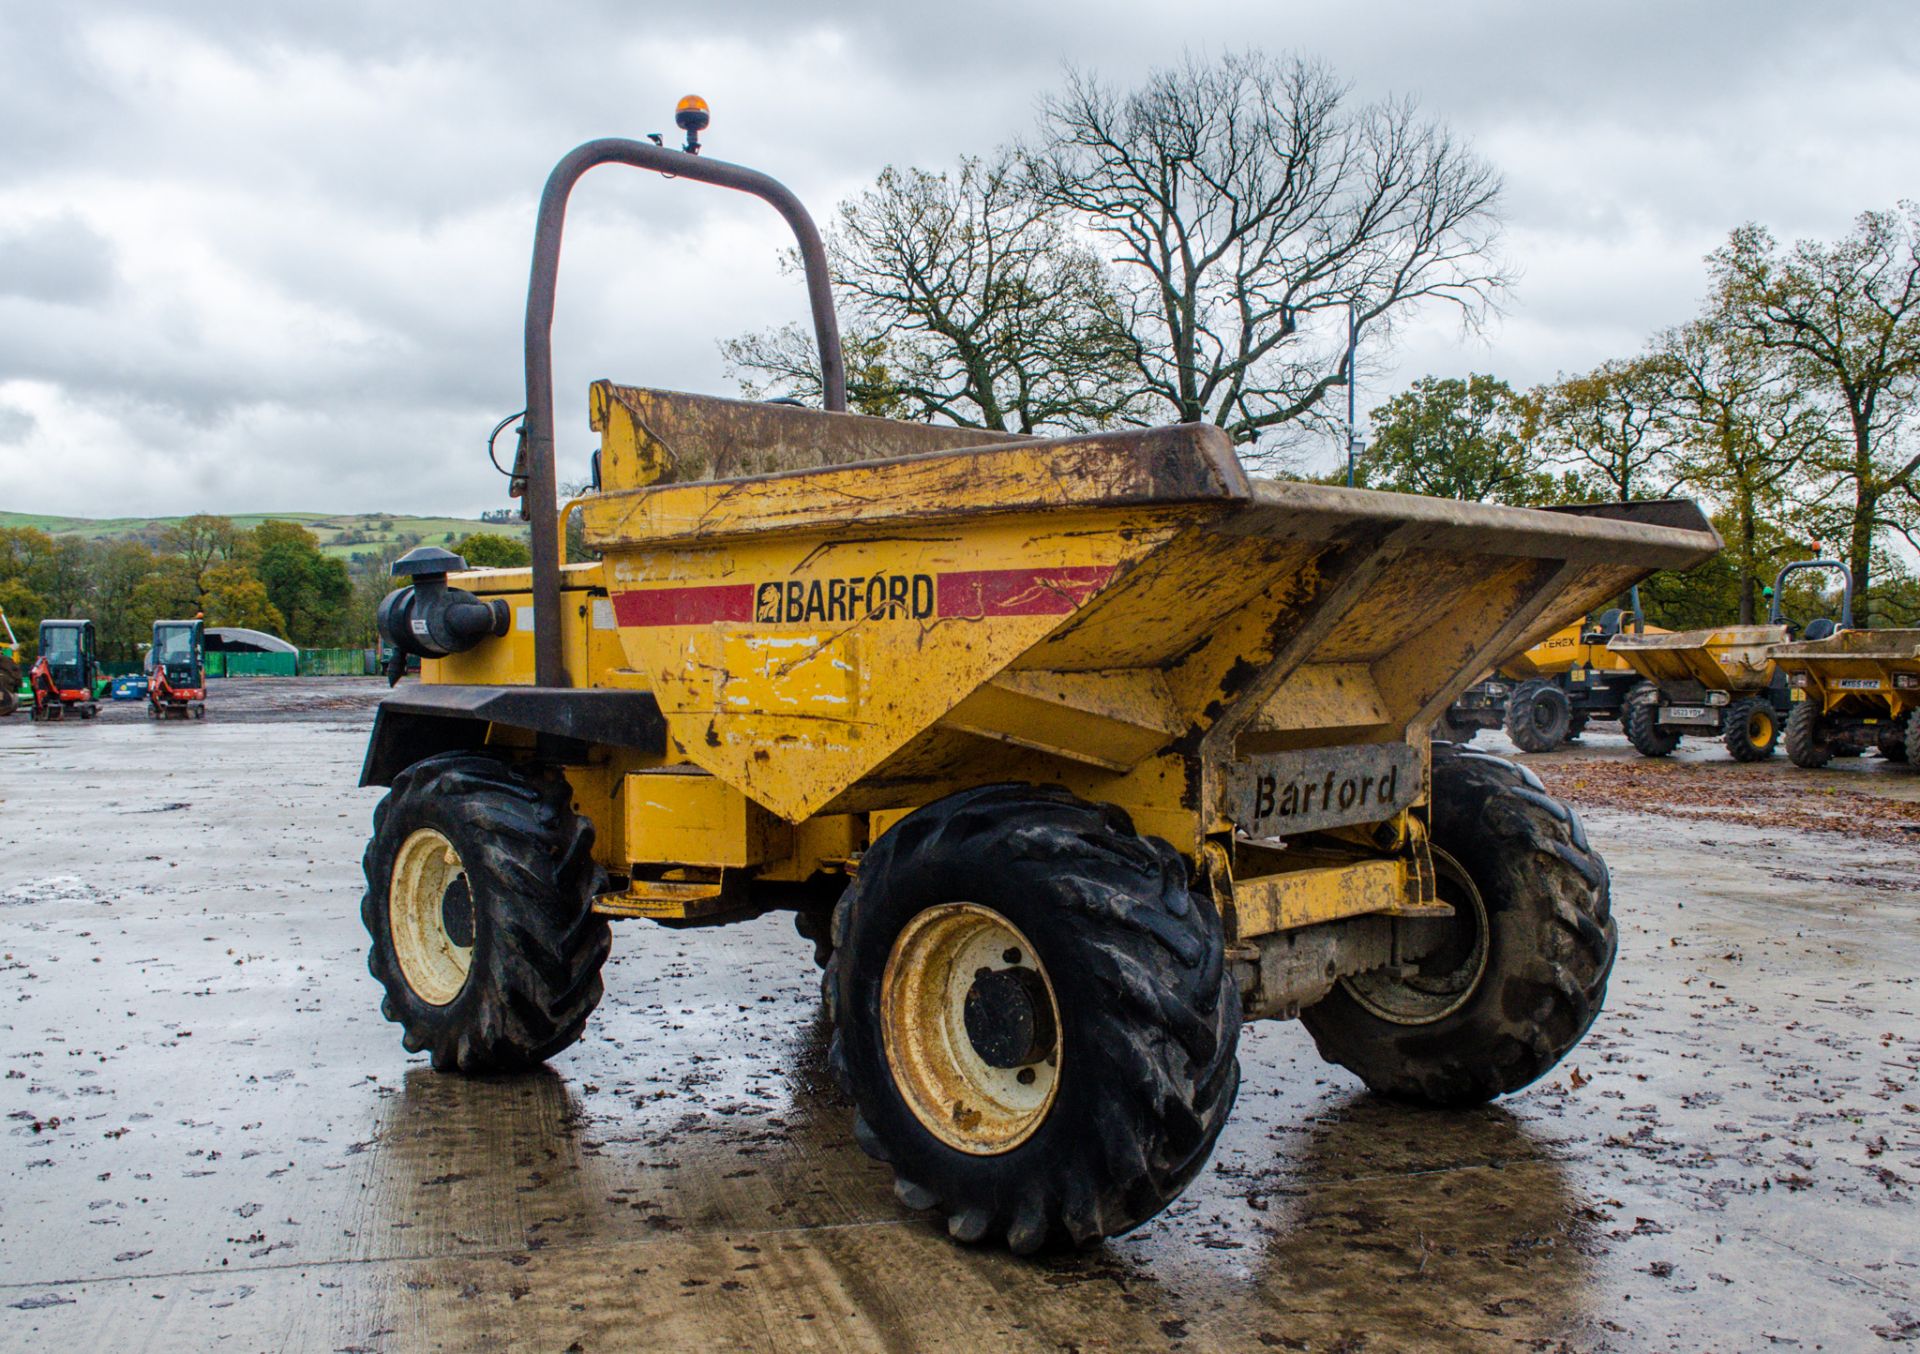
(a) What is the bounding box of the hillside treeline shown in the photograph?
[0,517,529,662]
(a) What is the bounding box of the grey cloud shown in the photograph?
[0,404,35,444]
[0,0,1915,515]
[0,215,118,304]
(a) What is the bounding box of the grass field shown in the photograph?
[0,510,527,561]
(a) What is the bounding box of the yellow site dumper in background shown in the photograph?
[1440,606,1665,751]
[1604,557,1872,762]
[354,113,1722,1255]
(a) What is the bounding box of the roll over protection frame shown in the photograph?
[516,138,847,687]
[1768,559,1854,630]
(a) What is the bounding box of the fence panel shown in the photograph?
[296,647,370,676]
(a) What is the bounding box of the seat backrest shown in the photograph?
[1802,617,1838,641]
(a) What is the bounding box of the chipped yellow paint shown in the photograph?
[622,770,791,868]
[1227,859,1446,940]
[605,513,1186,823]
[427,564,625,689]
[1608,624,1789,691]
[416,385,1720,935]
[1770,628,1920,719]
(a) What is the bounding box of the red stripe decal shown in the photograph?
[612,583,754,627]
[935,565,1116,618]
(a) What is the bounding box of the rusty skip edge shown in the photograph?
[584,422,1254,544]
[1233,482,1723,569]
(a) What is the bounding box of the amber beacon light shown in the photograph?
[675,95,710,153]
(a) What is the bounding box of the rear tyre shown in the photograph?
[0,656,17,717]
[1905,714,1920,766]
[1300,743,1614,1106]
[1623,682,1679,757]
[827,784,1240,1254]
[1721,698,1778,762]
[1504,679,1571,753]
[361,752,610,1073]
[1784,701,1831,769]
[1878,720,1909,762]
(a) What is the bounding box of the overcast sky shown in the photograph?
[1,1,1915,519]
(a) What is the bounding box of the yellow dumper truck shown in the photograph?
[356,117,1721,1253]
[1763,561,1920,766]
[1441,605,1662,751]
[1602,558,1848,761]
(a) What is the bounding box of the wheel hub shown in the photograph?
[881,904,1062,1154]
[1342,845,1490,1025]
[963,965,1057,1069]
[389,827,475,1007]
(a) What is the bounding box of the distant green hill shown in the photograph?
[0,510,528,562]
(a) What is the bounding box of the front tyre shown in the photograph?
[361,752,610,1073]
[1784,701,1831,768]
[828,785,1240,1253]
[1623,682,1679,757]
[1722,698,1778,762]
[1300,743,1615,1107]
[1504,679,1571,753]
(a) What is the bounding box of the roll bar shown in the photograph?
[515,138,846,687]
[1768,559,1854,629]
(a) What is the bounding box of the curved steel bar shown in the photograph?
[1769,559,1854,629]
[520,138,845,686]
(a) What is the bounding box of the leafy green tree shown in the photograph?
[1353,374,1552,503]
[90,541,162,662]
[251,520,350,645]
[159,514,242,594]
[1658,319,1833,621]
[201,561,285,634]
[0,576,47,661]
[452,532,531,569]
[1534,356,1681,502]
[1711,206,1920,623]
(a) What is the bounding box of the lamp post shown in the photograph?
[1345,300,1358,487]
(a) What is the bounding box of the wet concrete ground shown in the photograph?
[2,679,1916,1351]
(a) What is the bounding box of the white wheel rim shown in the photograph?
[389,827,474,1006]
[880,904,1062,1155]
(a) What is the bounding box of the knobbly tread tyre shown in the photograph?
[1299,743,1615,1107]
[1784,701,1830,768]
[361,751,610,1073]
[1504,679,1570,753]
[1623,681,1679,758]
[827,784,1240,1254]
[1722,698,1777,762]
[1903,714,1919,765]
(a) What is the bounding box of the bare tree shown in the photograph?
[1710,206,1920,620]
[1028,51,1507,459]
[724,152,1140,433]
[1534,356,1683,503]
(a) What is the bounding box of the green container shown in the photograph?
[215,651,298,678]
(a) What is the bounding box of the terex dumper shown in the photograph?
[356,113,1722,1253]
